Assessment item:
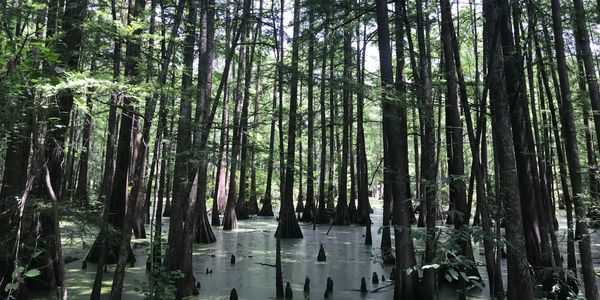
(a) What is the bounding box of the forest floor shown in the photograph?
[31,200,600,300]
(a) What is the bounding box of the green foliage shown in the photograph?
[58,202,105,248]
[23,268,40,278]
[4,282,18,293]
[5,265,41,294]
[135,240,184,300]
[432,226,499,290]
[373,224,491,290]
[135,265,184,300]
[439,252,483,289]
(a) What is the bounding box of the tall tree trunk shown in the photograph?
[258,81,277,217]
[277,0,286,206]
[296,93,304,213]
[105,95,136,297]
[237,5,261,219]
[316,21,329,224]
[578,57,600,228]
[327,29,336,212]
[0,101,32,216]
[164,0,198,279]
[258,0,279,218]
[141,0,160,226]
[130,0,182,240]
[109,0,168,294]
[355,18,370,225]
[415,0,438,295]
[235,41,251,220]
[525,3,557,270]
[195,0,217,244]
[74,97,92,205]
[348,76,357,222]
[99,0,122,205]
[301,8,315,222]
[0,48,34,296]
[90,0,123,295]
[458,0,501,295]
[212,81,229,223]
[166,0,226,296]
[215,0,251,231]
[554,0,599,297]
[276,0,303,238]
[222,36,246,230]
[439,0,473,296]
[500,0,550,270]
[375,0,418,297]
[61,111,78,201]
[537,26,577,273]
[248,18,263,215]
[573,0,600,150]
[100,94,119,202]
[483,0,535,298]
[442,1,486,288]
[163,96,176,217]
[212,0,235,221]
[333,3,351,226]
[400,8,423,228]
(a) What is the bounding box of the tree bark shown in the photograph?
[258,0,279,217]
[375,0,418,297]
[355,18,370,226]
[275,0,303,238]
[222,35,246,230]
[301,8,315,222]
[333,3,352,226]
[415,0,438,296]
[74,97,92,205]
[537,26,577,272]
[164,0,198,277]
[194,0,217,244]
[483,0,535,298]
[315,20,329,224]
[554,0,599,297]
